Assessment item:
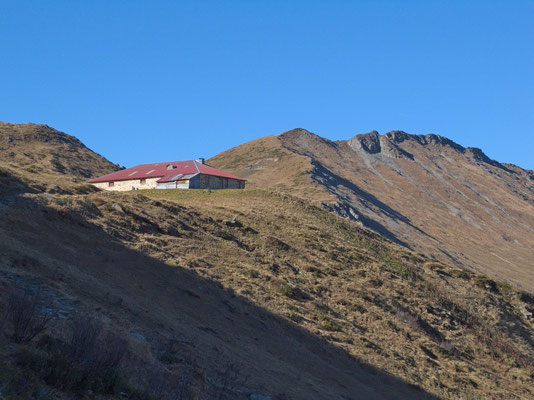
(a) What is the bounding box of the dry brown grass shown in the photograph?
[209,134,335,203]
[134,188,534,399]
[0,121,119,192]
[1,181,533,398]
[1,123,533,399]
[209,128,534,292]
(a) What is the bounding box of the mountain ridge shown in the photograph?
[0,122,533,399]
[210,128,534,291]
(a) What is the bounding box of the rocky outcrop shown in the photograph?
[347,131,414,159]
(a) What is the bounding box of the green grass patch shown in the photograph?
[277,284,299,299]
[474,275,514,297]
[382,255,416,280]
[318,315,341,332]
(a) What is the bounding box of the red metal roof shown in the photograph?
[87,160,245,183]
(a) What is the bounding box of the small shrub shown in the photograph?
[495,281,514,297]
[265,236,291,252]
[423,261,444,270]
[476,275,516,299]
[278,284,298,299]
[0,302,7,335]
[382,256,417,281]
[424,281,474,326]
[288,311,303,323]
[16,347,81,392]
[303,265,324,277]
[318,315,341,332]
[16,314,128,396]
[349,303,367,314]
[245,269,259,279]
[158,338,191,366]
[67,314,102,362]
[519,292,534,305]
[4,287,52,344]
[209,360,241,400]
[449,268,473,280]
[0,359,42,399]
[474,276,498,293]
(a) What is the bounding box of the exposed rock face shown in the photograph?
[348,131,414,159]
[348,131,382,154]
[210,129,534,291]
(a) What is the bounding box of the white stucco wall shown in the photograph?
[91,175,245,191]
[91,177,161,191]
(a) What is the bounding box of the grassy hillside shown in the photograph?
[1,180,533,399]
[1,123,533,399]
[0,122,120,189]
[209,129,534,292]
[208,133,334,203]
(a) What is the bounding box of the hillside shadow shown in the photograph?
[311,162,439,247]
[0,187,442,400]
[0,167,38,197]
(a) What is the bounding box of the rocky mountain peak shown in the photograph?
[383,130,412,144]
[278,128,335,155]
[347,130,413,159]
[347,131,381,154]
[344,130,506,166]
[277,127,313,137]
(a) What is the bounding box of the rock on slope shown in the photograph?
[209,128,534,291]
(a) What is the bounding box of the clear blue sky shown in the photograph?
[1,1,533,169]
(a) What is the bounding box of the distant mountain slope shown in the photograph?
[210,134,334,202]
[209,129,534,291]
[0,122,120,186]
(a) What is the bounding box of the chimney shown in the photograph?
[196,158,205,164]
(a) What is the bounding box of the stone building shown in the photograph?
[87,159,246,191]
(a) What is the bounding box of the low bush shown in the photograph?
[277,284,298,299]
[382,255,418,281]
[16,314,128,396]
[449,268,473,280]
[519,292,534,305]
[318,315,341,332]
[474,276,498,293]
[1,287,52,344]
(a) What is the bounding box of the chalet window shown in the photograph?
[109,181,114,187]
[140,178,146,184]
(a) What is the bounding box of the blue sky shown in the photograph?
[1,1,533,169]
